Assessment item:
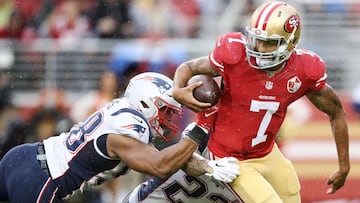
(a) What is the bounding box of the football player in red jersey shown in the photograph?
[172,1,350,202]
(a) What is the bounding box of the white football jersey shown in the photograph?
[124,170,243,203]
[43,98,151,198]
[123,145,244,203]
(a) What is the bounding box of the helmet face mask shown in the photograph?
[148,97,183,142]
[124,72,183,146]
[245,1,301,70]
[246,27,289,69]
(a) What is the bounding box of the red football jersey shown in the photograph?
[208,32,327,160]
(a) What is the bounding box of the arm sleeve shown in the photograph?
[303,51,327,91]
[110,111,151,144]
[209,32,246,73]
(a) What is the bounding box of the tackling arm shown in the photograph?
[107,133,199,179]
[306,84,350,194]
[182,153,212,176]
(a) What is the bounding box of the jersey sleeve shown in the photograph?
[209,32,246,73]
[298,49,327,91]
[110,110,152,144]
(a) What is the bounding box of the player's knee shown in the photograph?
[278,163,301,202]
[278,181,300,203]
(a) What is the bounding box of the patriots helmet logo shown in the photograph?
[137,76,172,93]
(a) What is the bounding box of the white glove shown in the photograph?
[205,157,240,183]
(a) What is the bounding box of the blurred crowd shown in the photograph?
[0,0,358,41]
[0,0,256,41]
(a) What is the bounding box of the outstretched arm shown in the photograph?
[306,84,350,194]
[182,153,211,176]
[107,133,201,179]
[173,56,220,112]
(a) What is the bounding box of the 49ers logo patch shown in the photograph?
[287,76,302,93]
[284,15,300,33]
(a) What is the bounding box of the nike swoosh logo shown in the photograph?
[204,110,217,117]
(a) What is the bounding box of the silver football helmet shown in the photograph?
[124,72,183,144]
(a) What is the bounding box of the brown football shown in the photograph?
[187,74,221,106]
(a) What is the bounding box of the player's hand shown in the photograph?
[326,169,349,194]
[173,85,212,113]
[196,106,219,132]
[206,157,240,183]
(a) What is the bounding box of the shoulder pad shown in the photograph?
[294,49,326,81]
[214,32,246,65]
[112,108,152,144]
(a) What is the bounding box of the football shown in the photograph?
[187,74,221,106]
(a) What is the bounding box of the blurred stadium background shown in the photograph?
[0,0,359,202]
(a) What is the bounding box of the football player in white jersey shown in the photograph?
[0,72,239,203]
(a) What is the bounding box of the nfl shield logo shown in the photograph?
[265,81,273,90]
[287,76,302,93]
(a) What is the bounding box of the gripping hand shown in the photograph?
[205,157,240,183]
